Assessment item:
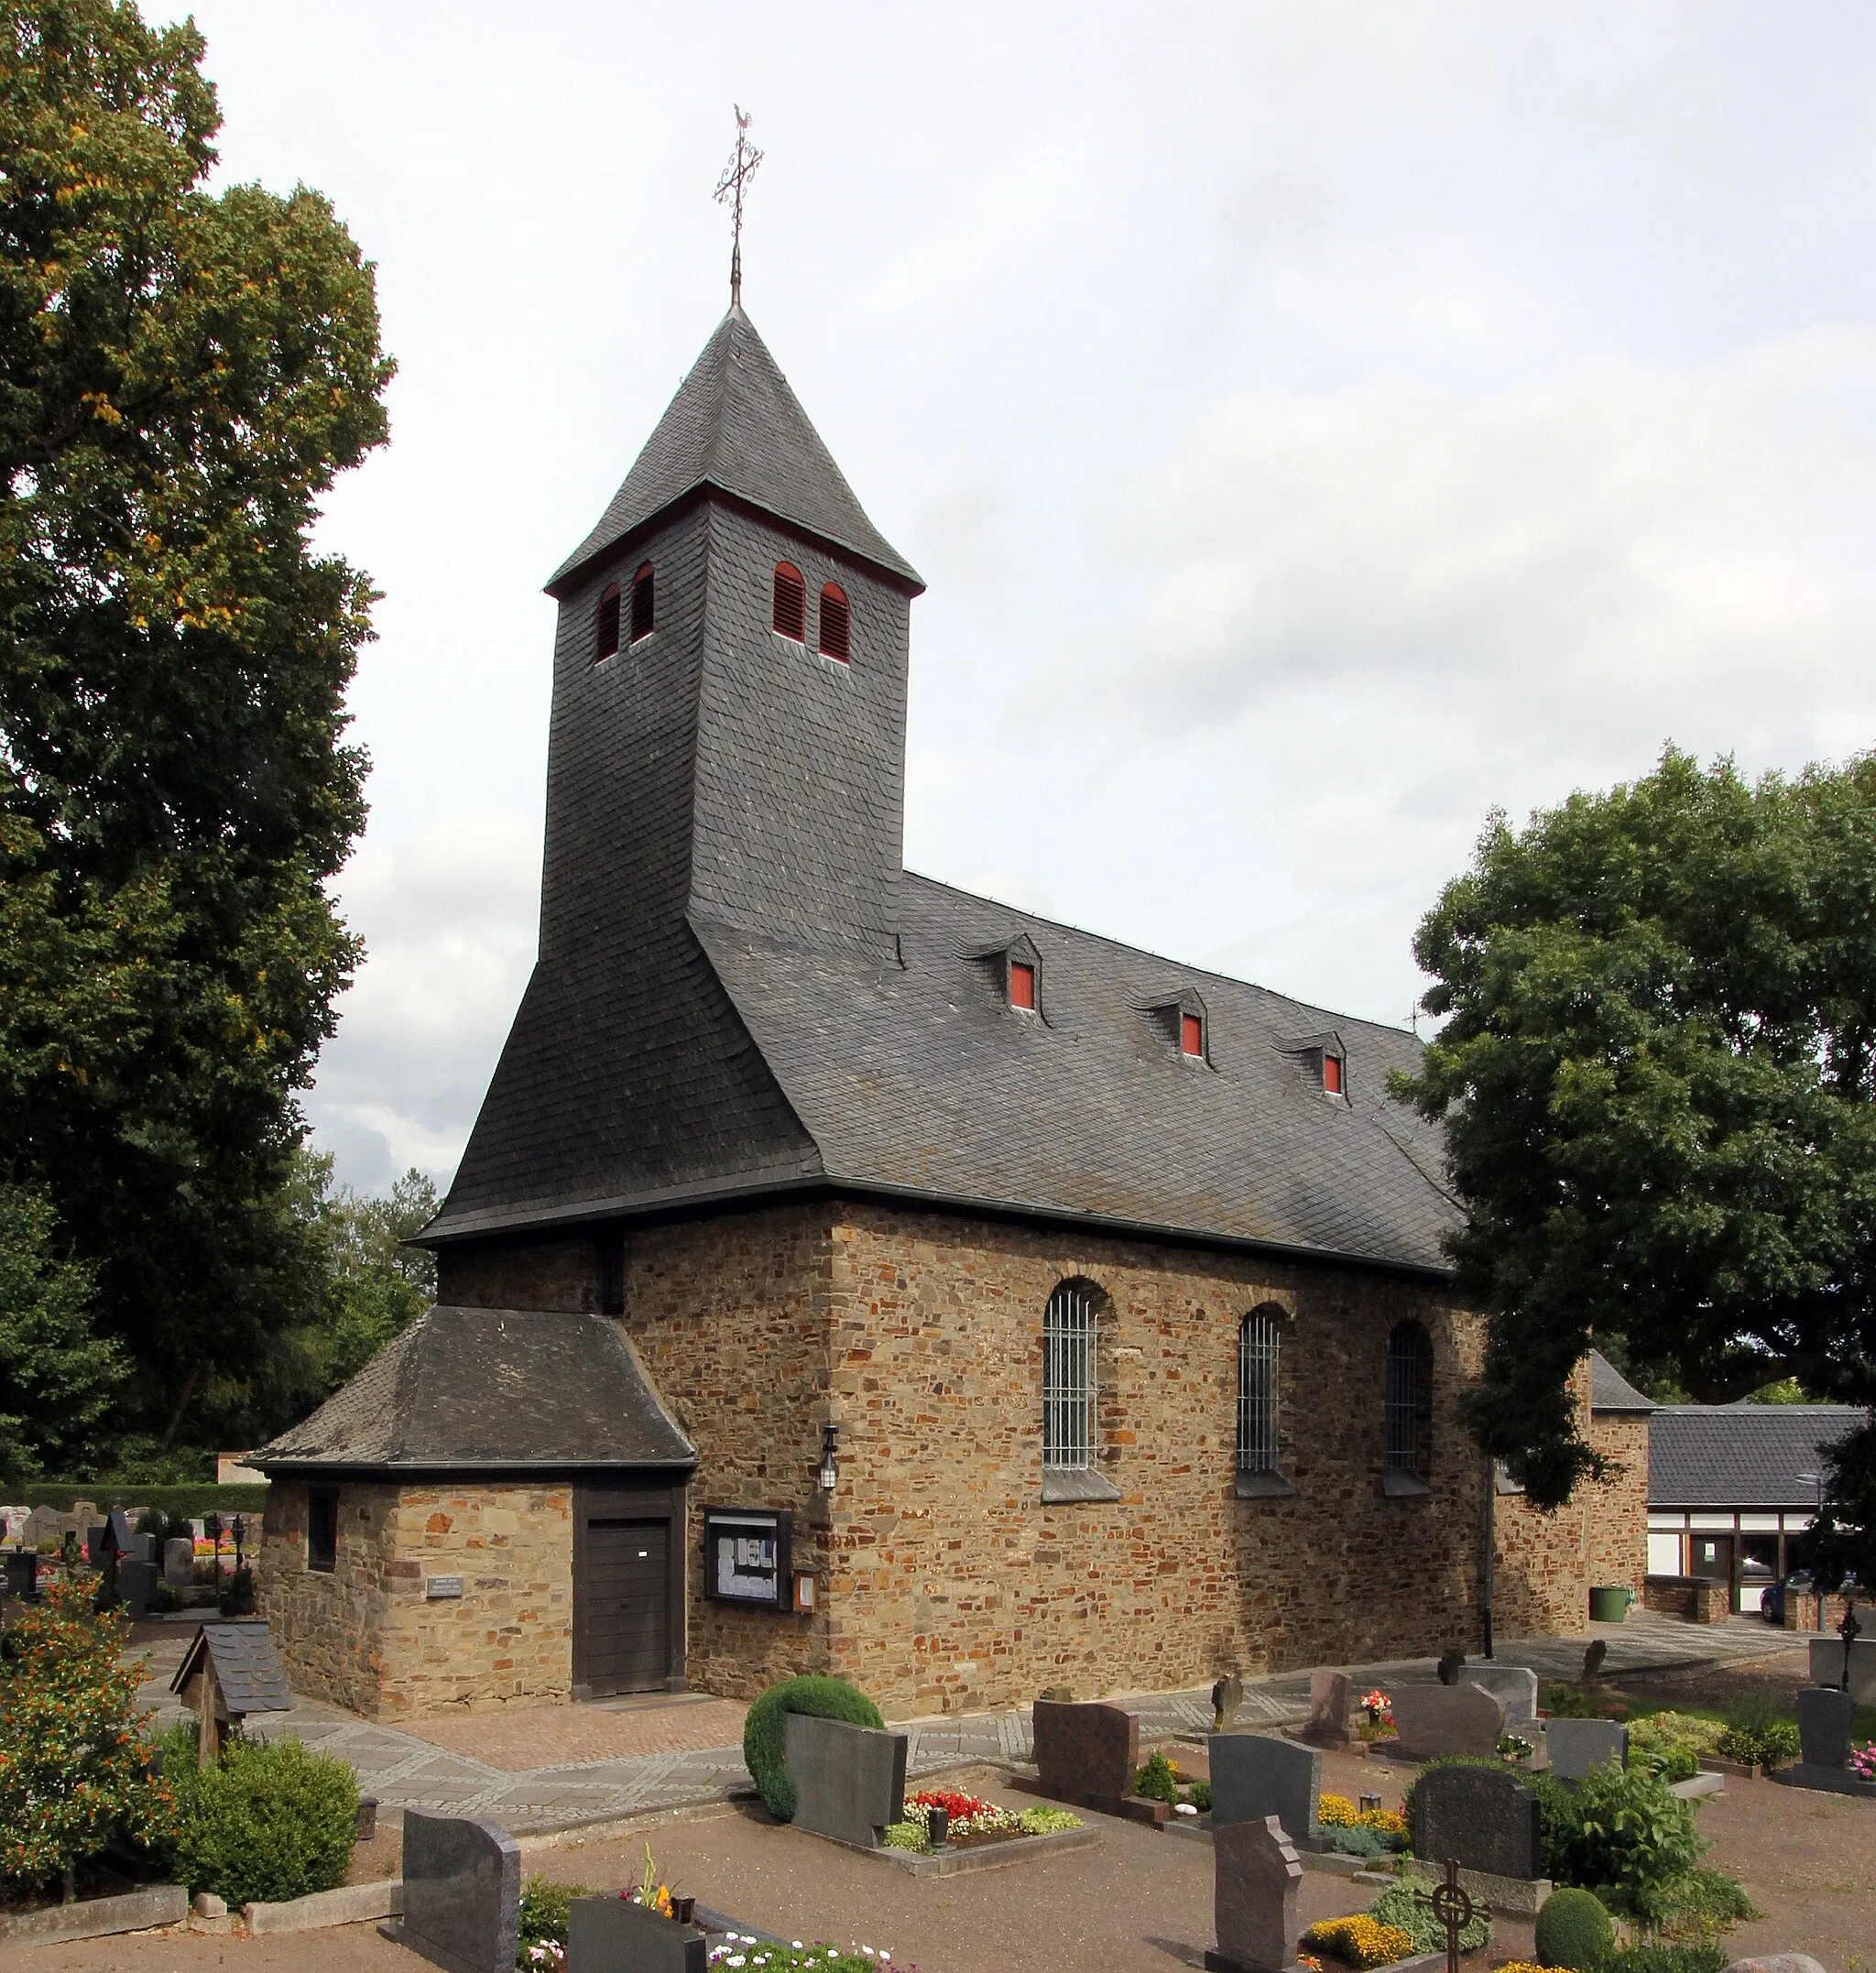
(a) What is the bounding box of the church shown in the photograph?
[254,303,1645,1721]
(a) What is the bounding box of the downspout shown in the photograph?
[1482,1455,1496,1661]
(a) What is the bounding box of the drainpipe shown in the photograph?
[1482,1456,1496,1660]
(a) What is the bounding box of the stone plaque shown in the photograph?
[784,1711,906,1848]
[1545,1717,1629,1783]
[1390,1684,1505,1760]
[398,1808,521,1973]
[1796,1685,1853,1771]
[162,1537,195,1587]
[426,1575,464,1599]
[1206,1814,1302,1973]
[1414,1764,1542,1881]
[1300,1669,1354,1745]
[568,1895,706,1973]
[1210,1733,1323,1851]
[1461,1665,1539,1728]
[1033,1698,1139,1803]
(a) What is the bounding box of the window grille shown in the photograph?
[630,562,654,641]
[772,563,806,641]
[595,582,621,660]
[1042,1283,1096,1472]
[1384,1322,1433,1477]
[1238,1310,1280,1472]
[819,583,850,661]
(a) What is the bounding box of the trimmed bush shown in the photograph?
[742,1675,883,1822]
[1135,1750,1180,1804]
[158,1726,357,1904]
[1533,1887,1613,1970]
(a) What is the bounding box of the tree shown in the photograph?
[0,0,392,1457]
[0,1183,120,1476]
[1397,748,1876,1570]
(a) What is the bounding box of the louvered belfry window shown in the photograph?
[630,562,654,641]
[595,582,621,661]
[1043,1283,1097,1472]
[1384,1321,1434,1478]
[819,583,850,662]
[772,562,806,641]
[1238,1309,1280,1473]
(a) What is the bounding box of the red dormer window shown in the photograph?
[773,562,806,642]
[1009,960,1036,1011]
[1323,1052,1344,1096]
[1181,1012,1203,1058]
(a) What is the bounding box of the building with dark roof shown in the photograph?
[255,306,1639,1720]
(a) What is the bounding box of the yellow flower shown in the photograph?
[1301,1915,1417,1968]
[1316,1793,1359,1826]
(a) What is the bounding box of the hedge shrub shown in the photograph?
[1532,1887,1612,1970]
[742,1675,883,1822]
[158,1726,357,1904]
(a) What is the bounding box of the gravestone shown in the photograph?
[1297,1669,1356,1746]
[1462,1665,1539,1729]
[1028,1696,1150,1807]
[397,1809,521,1973]
[1209,1733,1324,1851]
[1390,1683,1504,1760]
[1807,1636,1876,1707]
[783,1711,906,1849]
[1213,1673,1243,1734]
[162,1538,194,1587]
[1796,1685,1853,1770]
[26,1506,61,1549]
[118,1559,157,1619]
[1414,1764,1542,1881]
[1546,1718,1629,1783]
[1205,1814,1303,1973]
[0,1507,25,1544]
[567,1895,706,1973]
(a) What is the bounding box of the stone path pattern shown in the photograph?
[133,1611,1795,1836]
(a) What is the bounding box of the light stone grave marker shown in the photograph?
[1389,1684,1504,1761]
[1209,1733,1323,1851]
[1546,1718,1629,1783]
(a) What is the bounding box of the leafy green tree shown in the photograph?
[0,1183,120,1475]
[0,0,392,1456]
[1398,749,1876,1573]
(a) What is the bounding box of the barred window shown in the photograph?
[1042,1282,1096,1472]
[819,583,850,662]
[1384,1321,1434,1478]
[595,582,621,661]
[772,562,806,641]
[1238,1308,1281,1473]
[630,561,655,641]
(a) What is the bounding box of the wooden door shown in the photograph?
[582,1519,671,1695]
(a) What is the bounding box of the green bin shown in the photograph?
[1588,1585,1634,1623]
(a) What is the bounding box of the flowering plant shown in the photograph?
[1302,1914,1416,1968]
[1850,1740,1876,1782]
[1360,1690,1391,1723]
[708,1937,915,1970]
[626,1840,676,1916]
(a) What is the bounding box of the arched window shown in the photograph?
[772,562,806,642]
[1384,1321,1434,1481]
[818,583,850,662]
[594,581,621,661]
[1043,1282,1097,1473]
[1238,1308,1281,1474]
[630,561,655,641]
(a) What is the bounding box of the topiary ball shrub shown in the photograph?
[159,1726,358,1905]
[742,1675,883,1822]
[1533,1887,1613,1969]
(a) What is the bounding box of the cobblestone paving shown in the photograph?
[130,1610,1799,1836]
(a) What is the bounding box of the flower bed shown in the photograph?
[1302,1916,1416,1968]
[880,1789,1081,1854]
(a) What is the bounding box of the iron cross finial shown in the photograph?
[714,104,764,309]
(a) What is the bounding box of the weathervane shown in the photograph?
[714,104,763,309]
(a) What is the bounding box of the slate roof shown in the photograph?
[1589,1351,1659,1414]
[1649,1404,1865,1510]
[248,1306,697,1474]
[548,307,922,595]
[170,1622,293,1715]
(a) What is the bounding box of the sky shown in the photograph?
[149,2,1876,1194]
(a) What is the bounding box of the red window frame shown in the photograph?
[819,583,850,662]
[772,562,807,641]
[1181,1012,1204,1058]
[1009,960,1036,1011]
[594,582,621,661]
[1323,1052,1343,1095]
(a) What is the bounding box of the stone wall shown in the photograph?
[1642,1575,1729,1623]
[259,1478,573,1717]
[1584,1410,1651,1590]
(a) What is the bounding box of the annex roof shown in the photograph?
[248,1306,696,1474]
[1589,1350,1659,1414]
[1648,1404,1865,1510]
[170,1622,292,1716]
[548,307,922,595]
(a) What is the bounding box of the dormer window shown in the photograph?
[630,562,654,641]
[1180,1012,1204,1059]
[595,582,621,661]
[773,562,806,642]
[819,583,850,662]
[1009,960,1037,1011]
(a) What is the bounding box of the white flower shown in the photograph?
[727,1958,746,1968]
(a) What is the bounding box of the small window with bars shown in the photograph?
[594,582,621,661]
[630,562,655,641]
[1042,1282,1097,1472]
[773,562,806,641]
[819,583,850,662]
[1384,1321,1434,1479]
[1238,1308,1281,1473]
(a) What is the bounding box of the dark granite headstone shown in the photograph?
[1299,1670,1355,1746]
[568,1895,706,1973]
[1797,1685,1853,1770]
[1546,1717,1629,1783]
[783,1712,906,1849]
[1391,1684,1504,1760]
[1461,1665,1538,1729]
[1033,1698,1138,1801]
[1209,1733,1323,1851]
[117,1558,157,1619]
[1205,1814,1302,1973]
[1414,1764,1542,1881]
[398,1808,521,1973]
[3,1551,37,1600]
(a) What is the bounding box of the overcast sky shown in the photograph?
[150,2,1876,1194]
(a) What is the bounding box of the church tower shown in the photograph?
[434,309,923,1242]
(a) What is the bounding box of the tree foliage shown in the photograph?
[0,1182,120,1476]
[0,0,392,1454]
[1399,749,1876,1571]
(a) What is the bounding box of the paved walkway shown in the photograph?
[132,1611,1801,1837]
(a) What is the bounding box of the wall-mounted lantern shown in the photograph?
[818,1422,840,1495]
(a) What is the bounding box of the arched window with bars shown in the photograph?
[594,581,621,661]
[818,583,850,662]
[1384,1320,1434,1488]
[772,562,806,641]
[1238,1308,1281,1475]
[1042,1282,1097,1474]
[630,561,655,641]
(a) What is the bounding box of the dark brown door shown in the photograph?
[584,1519,670,1695]
[1689,1533,1732,1585]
